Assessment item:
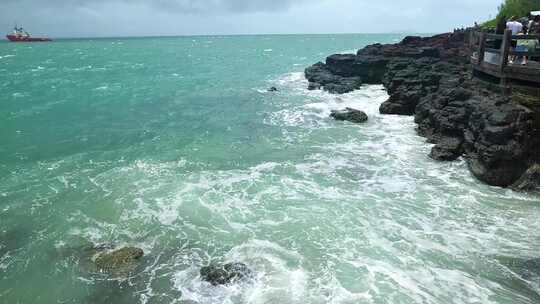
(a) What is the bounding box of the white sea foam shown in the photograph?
[12,92,26,98]
[173,240,309,304]
[18,66,538,304]
[0,54,15,60]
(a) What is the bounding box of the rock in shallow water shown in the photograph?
[330,108,368,123]
[0,229,29,257]
[94,247,144,273]
[200,262,254,286]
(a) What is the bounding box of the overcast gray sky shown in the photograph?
[1,0,499,38]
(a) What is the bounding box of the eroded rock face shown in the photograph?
[429,137,463,161]
[330,108,368,124]
[511,164,540,192]
[200,262,254,286]
[305,30,540,188]
[464,102,534,187]
[305,62,362,94]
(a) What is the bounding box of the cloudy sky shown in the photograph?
[1,0,499,38]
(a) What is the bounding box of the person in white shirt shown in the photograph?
[506,17,524,63]
[507,17,524,35]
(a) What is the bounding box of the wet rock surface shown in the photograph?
[330,108,368,123]
[94,246,144,273]
[511,164,540,192]
[200,262,254,286]
[429,137,463,161]
[305,30,540,188]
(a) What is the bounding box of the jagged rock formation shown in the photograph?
[330,108,368,123]
[511,164,540,192]
[200,262,254,286]
[305,31,540,188]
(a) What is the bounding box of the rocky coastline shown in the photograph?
[306,30,540,190]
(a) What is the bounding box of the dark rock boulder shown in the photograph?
[268,87,278,92]
[415,86,473,142]
[348,56,389,84]
[305,62,363,94]
[325,53,389,82]
[464,102,534,187]
[307,82,321,90]
[325,54,358,77]
[330,108,368,123]
[429,137,463,161]
[200,262,254,286]
[511,164,540,192]
[305,62,339,86]
[380,90,422,115]
[324,77,362,94]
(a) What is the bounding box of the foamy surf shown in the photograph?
[1,34,539,304]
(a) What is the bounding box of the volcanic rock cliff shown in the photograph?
[305,31,540,189]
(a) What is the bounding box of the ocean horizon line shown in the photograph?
[1,31,434,41]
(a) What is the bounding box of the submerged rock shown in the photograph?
[200,262,254,286]
[0,229,29,257]
[511,164,540,192]
[268,87,278,92]
[94,247,144,273]
[330,108,368,124]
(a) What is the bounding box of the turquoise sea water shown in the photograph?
[1,34,540,304]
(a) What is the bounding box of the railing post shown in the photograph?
[500,29,512,71]
[499,29,512,88]
[478,32,486,65]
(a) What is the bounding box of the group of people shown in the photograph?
[498,14,540,65]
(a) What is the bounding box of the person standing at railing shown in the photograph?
[528,16,540,62]
[529,15,540,34]
[516,28,533,65]
[507,16,524,35]
[507,17,524,64]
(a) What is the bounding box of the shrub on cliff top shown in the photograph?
[485,0,538,27]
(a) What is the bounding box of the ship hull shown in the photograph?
[6,35,52,42]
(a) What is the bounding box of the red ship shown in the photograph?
[6,26,51,42]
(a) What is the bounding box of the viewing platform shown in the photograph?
[470,29,540,90]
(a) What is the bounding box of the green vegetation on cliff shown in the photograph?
[485,0,538,27]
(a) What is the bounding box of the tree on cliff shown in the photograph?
[498,0,538,18]
[486,0,538,26]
